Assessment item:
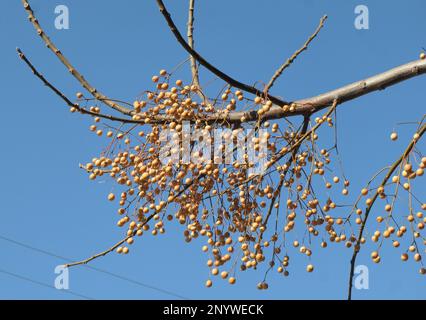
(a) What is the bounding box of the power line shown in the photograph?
[0,234,189,300]
[0,268,93,300]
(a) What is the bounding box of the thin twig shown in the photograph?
[65,214,156,267]
[271,99,338,166]
[21,0,132,115]
[260,115,311,241]
[17,48,140,124]
[265,15,327,93]
[65,170,206,267]
[187,0,202,96]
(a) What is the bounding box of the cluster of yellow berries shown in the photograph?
[363,143,426,273]
[69,66,426,290]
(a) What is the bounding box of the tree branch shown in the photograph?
[65,212,157,267]
[128,57,426,125]
[65,170,205,267]
[187,0,199,87]
[21,0,133,116]
[139,56,426,125]
[17,48,141,124]
[156,0,289,106]
[155,0,426,122]
[254,58,426,121]
[294,58,426,113]
[265,15,327,93]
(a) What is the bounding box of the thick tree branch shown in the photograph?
[254,58,426,121]
[294,59,426,113]
[177,58,425,124]
[21,0,133,116]
[134,58,426,125]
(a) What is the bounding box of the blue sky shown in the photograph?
[0,0,425,299]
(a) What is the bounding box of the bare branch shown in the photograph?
[187,0,199,87]
[21,0,133,116]
[265,15,328,93]
[65,213,157,267]
[156,0,289,106]
[253,58,426,121]
[186,0,209,103]
[294,59,426,113]
[17,48,141,124]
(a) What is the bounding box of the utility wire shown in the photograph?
[0,267,93,300]
[0,234,189,300]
